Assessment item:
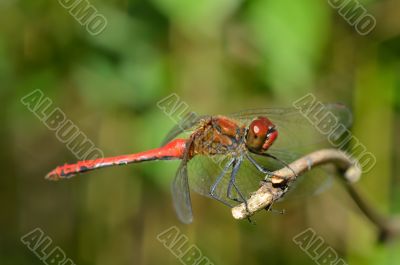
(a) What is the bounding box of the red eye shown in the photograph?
[250,117,272,137]
[246,116,277,152]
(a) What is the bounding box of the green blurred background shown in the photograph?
[1,0,400,264]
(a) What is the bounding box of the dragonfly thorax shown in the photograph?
[190,116,246,157]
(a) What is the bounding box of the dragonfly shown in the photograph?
[46,104,352,224]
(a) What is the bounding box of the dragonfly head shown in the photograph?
[246,117,278,152]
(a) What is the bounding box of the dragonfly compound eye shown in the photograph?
[246,117,277,152]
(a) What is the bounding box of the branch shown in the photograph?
[231,149,400,243]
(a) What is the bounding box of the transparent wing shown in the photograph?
[186,150,334,206]
[187,149,328,203]
[171,158,193,224]
[229,103,352,153]
[187,154,265,203]
[161,113,208,145]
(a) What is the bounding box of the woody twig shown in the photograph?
[231,149,400,243]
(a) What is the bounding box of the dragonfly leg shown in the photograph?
[265,204,286,215]
[226,159,252,217]
[258,152,297,178]
[245,153,276,178]
[231,181,250,211]
[226,159,244,203]
[249,151,297,178]
[209,158,235,208]
[246,153,291,181]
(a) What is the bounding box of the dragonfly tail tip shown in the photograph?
[45,170,60,181]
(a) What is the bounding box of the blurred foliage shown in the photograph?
[1,0,400,265]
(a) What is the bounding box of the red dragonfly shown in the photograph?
[46,104,351,223]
